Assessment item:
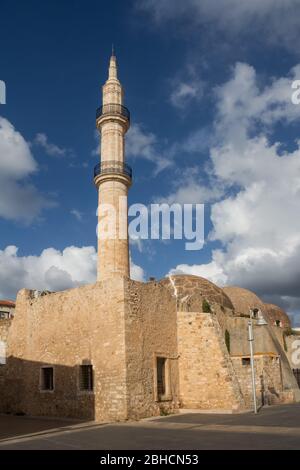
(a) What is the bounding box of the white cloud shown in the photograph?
[157,176,221,205]
[130,257,146,282]
[0,117,36,178]
[92,129,100,157]
[70,209,83,221]
[126,123,172,174]
[0,245,145,299]
[139,0,300,51]
[181,127,212,154]
[0,117,55,223]
[169,260,227,287]
[167,63,300,317]
[34,133,67,157]
[214,63,300,140]
[170,80,204,109]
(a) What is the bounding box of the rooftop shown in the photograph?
[0,300,15,308]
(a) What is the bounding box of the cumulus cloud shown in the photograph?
[157,175,222,206]
[130,257,146,282]
[169,261,227,287]
[167,63,300,319]
[0,245,145,299]
[139,0,300,52]
[0,117,55,222]
[0,118,36,177]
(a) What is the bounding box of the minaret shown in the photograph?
[94,52,132,280]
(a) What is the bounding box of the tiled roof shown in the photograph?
[0,299,15,308]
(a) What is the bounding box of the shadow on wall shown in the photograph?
[0,356,95,421]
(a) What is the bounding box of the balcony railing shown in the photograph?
[94,161,132,180]
[96,104,130,122]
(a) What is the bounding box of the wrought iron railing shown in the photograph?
[96,104,130,121]
[94,161,132,179]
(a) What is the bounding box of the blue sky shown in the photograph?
[1,0,300,323]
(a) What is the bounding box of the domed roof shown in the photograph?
[264,303,291,329]
[160,275,234,310]
[223,286,265,316]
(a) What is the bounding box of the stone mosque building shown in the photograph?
[0,54,300,422]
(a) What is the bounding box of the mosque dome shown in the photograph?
[160,275,234,311]
[264,303,291,329]
[223,286,265,316]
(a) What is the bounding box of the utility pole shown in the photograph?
[248,318,258,414]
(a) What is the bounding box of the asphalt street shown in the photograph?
[0,404,300,450]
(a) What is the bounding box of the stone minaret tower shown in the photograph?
[94,52,132,280]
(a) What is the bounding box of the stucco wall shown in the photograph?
[221,317,275,356]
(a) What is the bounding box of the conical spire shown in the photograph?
[108,48,118,80]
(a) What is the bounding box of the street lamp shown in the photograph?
[248,310,268,414]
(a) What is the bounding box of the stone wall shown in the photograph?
[0,319,12,380]
[1,278,128,421]
[0,318,11,344]
[220,317,299,398]
[177,310,246,411]
[231,354,284,408]
[124,279,179,419]
[2,273,298,422]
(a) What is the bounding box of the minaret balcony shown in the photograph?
[94,160,132,186]
[96,104,130,123]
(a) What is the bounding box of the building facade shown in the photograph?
[0,55,299,421]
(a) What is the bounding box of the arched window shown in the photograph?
[252,308,259,319]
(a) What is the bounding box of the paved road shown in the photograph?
[0,404,300,450]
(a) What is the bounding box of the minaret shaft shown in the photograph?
[101,122,125,163]
[94,54,131,281]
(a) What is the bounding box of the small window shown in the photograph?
[157,357,166,401]
[252,308,259,319]
[242,358,251,366]
[79,365,93,391]
[41,367,54,391]
[275,320,282,327]
[0,311,9,320]
[0,341,6,365]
